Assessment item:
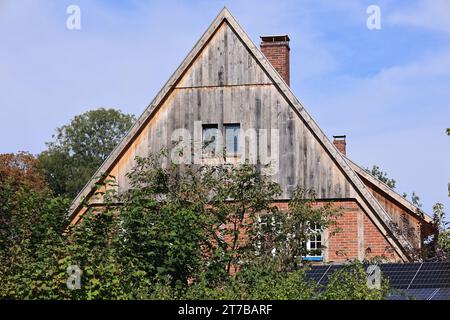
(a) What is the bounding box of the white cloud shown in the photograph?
[388,0,450,34]
[301,47,450,213]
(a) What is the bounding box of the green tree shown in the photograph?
[38,108,135,198]
[0,192,70,299]
[365,165,396,189]
[62,207,134,299]
[114,151,282,286]
[147,261,389,300]
[0,152,70,299]
[366,164,423,207]
[116,154,214,288]
[112,151,345,285]
[429,203,450,260]
[411,191,422,208]
[320,263,389,300]
[447,128,450,196]
[254,188,342,271]
[205,163,281,276]
[1,150,390,300]
[183,262,319,300]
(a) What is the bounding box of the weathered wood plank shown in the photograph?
[176,23,271,88]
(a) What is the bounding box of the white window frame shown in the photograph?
[224,124,240,159]
[305,223,324,261]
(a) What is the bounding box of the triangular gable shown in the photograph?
[346,157,433,224]
[68,7,416,261]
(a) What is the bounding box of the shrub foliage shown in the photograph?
[1,151,389,300]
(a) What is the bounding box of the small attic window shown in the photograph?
[202,124,240,160]
[225,124,240,157]
[202,124,218,158]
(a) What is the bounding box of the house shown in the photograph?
[68,7,435,263]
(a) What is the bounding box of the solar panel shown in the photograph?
[409,262,450,289]
[430,288,450,300]
[315,265,344,287]
[386,289,413,300]
[379,263,422,289]
[305,261,450,300]
[386,293,404,300]
[387,288,438,300]
[406,288,437,300]
[305,265,330,285]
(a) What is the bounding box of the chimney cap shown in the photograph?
[260,35,290,43]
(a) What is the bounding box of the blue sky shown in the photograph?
[0,0,449,214]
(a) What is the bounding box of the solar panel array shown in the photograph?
[305,262,450,300]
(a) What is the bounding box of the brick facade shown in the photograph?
[218,200,407,264]
[326,202,360,262]
[273,200,403,263]
[363,213,398,261]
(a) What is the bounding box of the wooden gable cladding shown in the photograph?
[365,182,422,250]
[177,22,272,88]
[111,84,356,199]
[346,157,434,251]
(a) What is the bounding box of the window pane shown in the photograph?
[202,125,218,157]
[225,124,239,156]
[305,222,323,258]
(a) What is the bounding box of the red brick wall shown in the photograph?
[326,202,359,262]
[325,200,401,263]
[271,200,402,263]
[363,213,398,260]
[282,201,404,261]
[333,139,346,155]
[205,200,404,267]
[260,42,290,85]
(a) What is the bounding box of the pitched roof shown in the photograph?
[68,7,418,261]
[347,157,433,224]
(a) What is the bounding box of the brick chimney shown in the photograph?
[260,35,290,86]
[333,135,346,156]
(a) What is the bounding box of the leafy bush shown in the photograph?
[0,187,70,299]
[145,262,388,300]
[320,262,389,300]
[0,151,390,300]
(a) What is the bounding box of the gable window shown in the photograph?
[202,124,240,159]
[202,124,219,158]
[304,223,323,261]
[225,124,240,157]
